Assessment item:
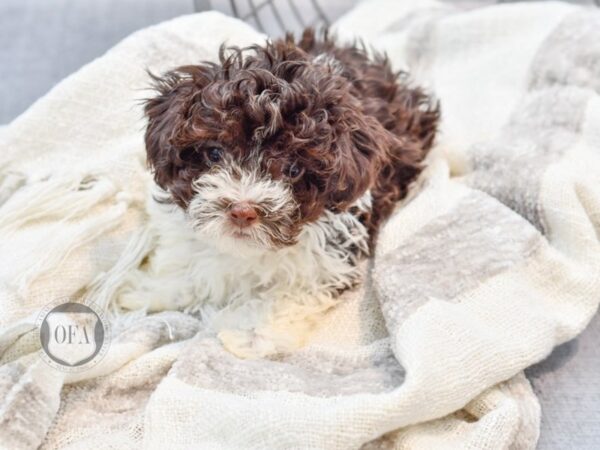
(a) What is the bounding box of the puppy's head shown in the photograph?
[144,40,386,251]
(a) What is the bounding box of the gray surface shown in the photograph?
[0,0,194,124]
[0,0,599,448]
[527,311,600,450]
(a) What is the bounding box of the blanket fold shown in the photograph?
[1,1,599,449]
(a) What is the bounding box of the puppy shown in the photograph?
[119,30,439,358]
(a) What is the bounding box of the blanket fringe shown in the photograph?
[0,173,132,296]
[85,226,155,312]
[0,172,116,232]
[15,202,129,296]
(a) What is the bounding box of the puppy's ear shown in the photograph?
[324,113,386,211]
[143,65,219,190]
[144,71,190,191]
[367,85,439,242]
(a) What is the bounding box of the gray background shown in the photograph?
[1,1,598,448]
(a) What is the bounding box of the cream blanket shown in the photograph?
[1,1,600,448]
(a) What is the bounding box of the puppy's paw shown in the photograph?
[218,329,280,359]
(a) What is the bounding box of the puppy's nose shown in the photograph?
[228,202,258,227]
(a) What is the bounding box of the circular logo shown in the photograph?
[37,299,110,372]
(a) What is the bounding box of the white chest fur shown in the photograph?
[117,191,371,355]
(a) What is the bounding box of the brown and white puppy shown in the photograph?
[120,29,439,358]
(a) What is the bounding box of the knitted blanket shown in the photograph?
[1,1,599,448]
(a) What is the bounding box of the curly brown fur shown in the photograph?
[144,28,439,249]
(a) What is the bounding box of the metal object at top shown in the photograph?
[232,0,330,30]
[194,0,341,37]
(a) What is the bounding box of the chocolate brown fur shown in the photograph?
[144,29,439,247]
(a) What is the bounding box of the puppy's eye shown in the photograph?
[286,162,303,180]
[207,147,223,163]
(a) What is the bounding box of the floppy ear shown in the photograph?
[364,86,439,243]
[143,65,219,191]
[324,113,387,211]
[144,72,190,191]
